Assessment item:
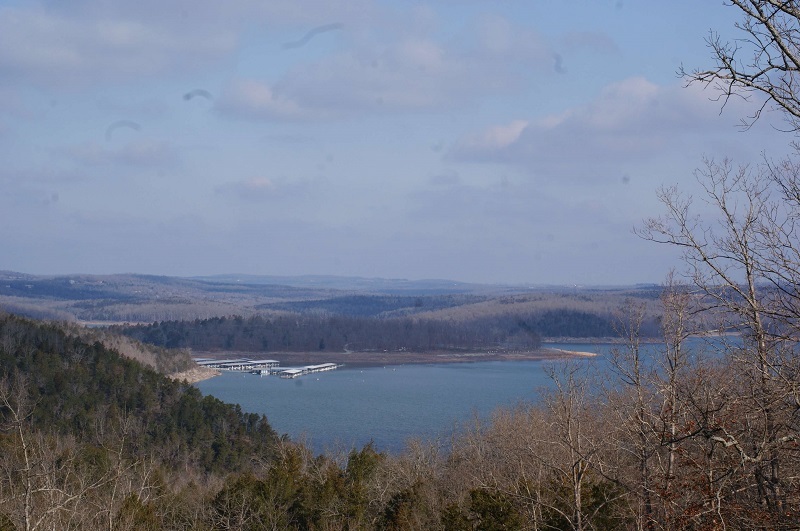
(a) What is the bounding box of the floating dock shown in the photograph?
[193,358,340,379]
[194,358,280,371]
[261,362,341,379]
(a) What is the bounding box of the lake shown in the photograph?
[195,342,618,454]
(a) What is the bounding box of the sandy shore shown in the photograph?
[548,348,598,358]
[170,366,221,384]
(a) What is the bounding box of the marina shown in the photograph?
[193,357,340,378]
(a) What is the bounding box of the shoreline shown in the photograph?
[170,366,221,384]
[187,347,598,383]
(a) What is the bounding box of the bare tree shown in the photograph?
[0,374,111,530]
[671,3,800,523]
[682,1,800,132]
[637,157,800,526]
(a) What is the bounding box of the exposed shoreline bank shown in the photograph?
[170,366,220,384]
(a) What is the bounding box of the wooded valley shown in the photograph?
[2,275,800,529]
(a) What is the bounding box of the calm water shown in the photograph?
[195,343,614,454]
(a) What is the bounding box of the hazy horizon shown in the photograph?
[2,268,664,289]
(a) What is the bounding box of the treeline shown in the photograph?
[118,309,631,354]
[258,293,485,318]
[118,313,541,353]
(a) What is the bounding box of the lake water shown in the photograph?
[195,343,617,454]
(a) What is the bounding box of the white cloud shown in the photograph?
[450,77,749,181]
[579,77,663,130]
[0,0,381,87]
[216,80,325,121]
[0,6,236,86]
[472,13,552,64]
[230,40,469,116]
[217,13,563,121]
[457,120,530,152]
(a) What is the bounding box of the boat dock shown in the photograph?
[263,363,341,379]
[193,358,280,371]
[193,358,340,379]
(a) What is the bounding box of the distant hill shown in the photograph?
[0,271,340,323]
[191,274,499,294]
[0,271,664,338]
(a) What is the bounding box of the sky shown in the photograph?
[0,0,794,285]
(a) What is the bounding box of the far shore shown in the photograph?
[185,347,598,383]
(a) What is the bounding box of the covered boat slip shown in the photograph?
[193,358,279,371]
[263,363,341,379]
[193,358,341,379]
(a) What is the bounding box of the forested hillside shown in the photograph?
[121,313,546,353]
[0,271,664,336]
[0,312,280,471]
[257,293,484,318]
[118,304,659,356]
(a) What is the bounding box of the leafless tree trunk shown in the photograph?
[655,272,695,525]
[0,374,112,530]
[605,301,661,530]
[0,373,36,531]
[543,362,596,531]
[660,274,686,495]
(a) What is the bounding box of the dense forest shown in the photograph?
[0,313,279,474]
[117,307,628,354]
[256,293,486,318]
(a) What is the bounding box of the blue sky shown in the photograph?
[0,0,792,285]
